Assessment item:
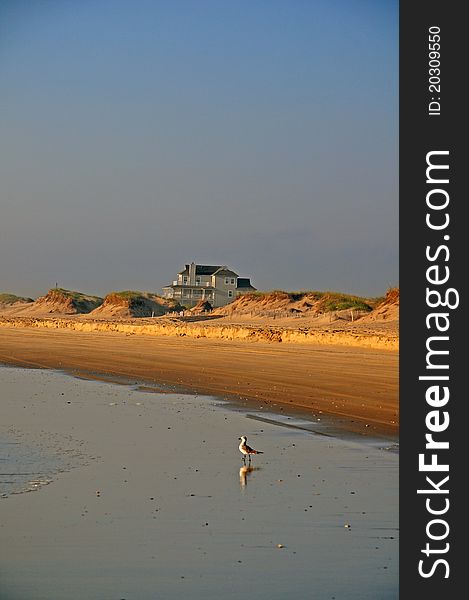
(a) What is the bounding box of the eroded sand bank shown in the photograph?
[0,316,398,350]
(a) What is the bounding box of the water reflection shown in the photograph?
[239,465,261,488]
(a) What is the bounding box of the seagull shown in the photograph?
[238,436,263,462]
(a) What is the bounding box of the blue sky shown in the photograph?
[0,0,398,297]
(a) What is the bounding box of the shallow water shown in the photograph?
[0,434,60,497]
[0,366,398,599]
[0,423,89,499]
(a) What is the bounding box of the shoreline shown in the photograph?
[1,363,398,447]
[0,365,398,599]
[0,324,398,438]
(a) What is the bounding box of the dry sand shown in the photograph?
[0,323,398,437]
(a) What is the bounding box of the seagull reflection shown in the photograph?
[239,465,261,488]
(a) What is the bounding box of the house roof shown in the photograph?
[236,278,256,290]
[177,264,241,277]
[212,268,239,277]
[178,264,225,276]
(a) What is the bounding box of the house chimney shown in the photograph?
[189,262,196,285]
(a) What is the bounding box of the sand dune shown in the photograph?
[213,290,375,318]
[0,287,399,339]
[0,293,34,315]
[0,288,103,316]
[86,291,180,319]
[359,288,399,323]
[0,287,398,352]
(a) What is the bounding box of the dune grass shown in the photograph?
[49,288,102,302]
[0,293,34,304]
[240,290,373,312]
[108,290,145,300]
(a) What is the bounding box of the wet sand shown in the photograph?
[0,366,398,600]
[0,326,398,437]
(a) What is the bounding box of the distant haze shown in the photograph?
[0,0,398,298]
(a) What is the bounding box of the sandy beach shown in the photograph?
[0,365,398,599]
[0,323,398,437]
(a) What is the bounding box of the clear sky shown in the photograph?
[0,0,398,298]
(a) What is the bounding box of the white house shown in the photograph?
[162,262,256,308]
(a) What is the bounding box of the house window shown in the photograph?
[230,278,235,285]
[195,276,201,285]
[228,290,233,298]
[224,277,230,285]
[183,276,188,284]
